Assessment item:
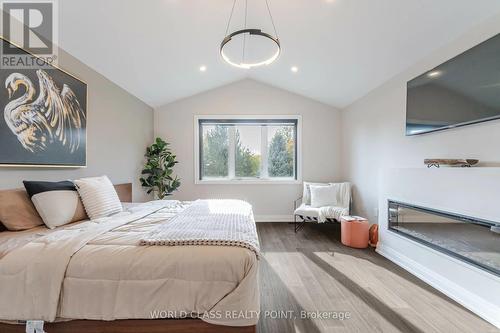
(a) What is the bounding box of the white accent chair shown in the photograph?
[293,182,352,232]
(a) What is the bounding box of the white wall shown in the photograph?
[377,168,500,327]
[341,12,500,224]
[0,49,154,201]
[154,79,341,221]
[340,12,500,328]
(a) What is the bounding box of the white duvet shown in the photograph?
[0,200,260,327]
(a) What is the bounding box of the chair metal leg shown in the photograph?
[294,216,306,233]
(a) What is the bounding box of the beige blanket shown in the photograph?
[0,201,260,326]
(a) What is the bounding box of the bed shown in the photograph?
[0,184,259,333]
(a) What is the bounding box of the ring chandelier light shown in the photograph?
[220,0,280,69]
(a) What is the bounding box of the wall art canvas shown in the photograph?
[0,37,87,167]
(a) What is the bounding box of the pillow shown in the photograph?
[23,180,88,229]
[302,182,330,205]
[74,176,123,220]
[0,188,44,231]
[310,185,339,208]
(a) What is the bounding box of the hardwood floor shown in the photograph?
[257,223,499,333]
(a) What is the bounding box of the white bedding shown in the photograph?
[0,200,260,327]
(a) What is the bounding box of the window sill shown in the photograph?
[195,178,302,185]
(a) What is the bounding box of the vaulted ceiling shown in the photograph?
[59,0,500,108]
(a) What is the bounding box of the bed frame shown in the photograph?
[0,319,256,333]
[114,183,133,202]
[0,183,257,333]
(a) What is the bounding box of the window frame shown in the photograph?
[194,115,302,185]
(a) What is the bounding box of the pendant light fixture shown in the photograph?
[220,0,280,69]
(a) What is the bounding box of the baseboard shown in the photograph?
[376,243,500,329]
[254,215,294,222]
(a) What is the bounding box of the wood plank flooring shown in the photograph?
[257,222,499,333]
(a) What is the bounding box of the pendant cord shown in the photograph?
[225,0,238,36]
[265,0,278,39]
[242,0,248,62]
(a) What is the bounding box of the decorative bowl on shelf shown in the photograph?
[424,159,479,168]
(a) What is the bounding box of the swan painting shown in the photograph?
[3,69,86,154]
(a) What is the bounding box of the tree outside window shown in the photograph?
[199,118,298,182]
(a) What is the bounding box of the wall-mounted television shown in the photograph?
[406,33,500,136]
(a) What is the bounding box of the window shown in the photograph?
[196,116,301,183]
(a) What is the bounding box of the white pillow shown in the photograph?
[23,180,88,229]
[302,182,330,205]
[310,185,339,208]
[74,176,123,220]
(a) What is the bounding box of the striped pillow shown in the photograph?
[74,176,123,220]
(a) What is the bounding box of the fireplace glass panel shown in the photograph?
[388,201,500,276]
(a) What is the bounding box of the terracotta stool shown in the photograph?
[340,216,369,249]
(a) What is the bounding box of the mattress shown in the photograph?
[0,201,260,327]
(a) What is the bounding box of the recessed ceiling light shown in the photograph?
[199,65,207,72]
[427,70,442,78]
[291,66,299,73]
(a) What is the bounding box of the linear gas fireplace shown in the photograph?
[388,200,500,276]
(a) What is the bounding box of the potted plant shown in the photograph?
[140,138,180,199]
